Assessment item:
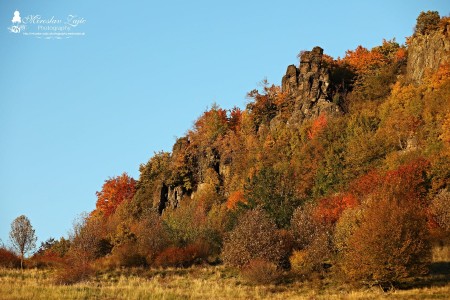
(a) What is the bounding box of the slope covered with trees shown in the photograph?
[25,11,450,287]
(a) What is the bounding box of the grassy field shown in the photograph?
[0,265,449,300]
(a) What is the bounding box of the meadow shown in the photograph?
[1,263,449,300]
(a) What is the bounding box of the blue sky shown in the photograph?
[1,0,449,249]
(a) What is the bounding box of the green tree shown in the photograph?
[244,167,301,228]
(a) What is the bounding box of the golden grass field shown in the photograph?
[0,245,447,299]
[0,265,449,300]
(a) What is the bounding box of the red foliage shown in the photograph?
[349,158,429,205]
[154,241,210,268]
[228,106,243,132]
[31,250,65,268]
[307,113,328,140]
[0,248,21,268]
[314,194,358,225]
[348,170,382,200]
[94,173,136,218]
[381,158,430,205]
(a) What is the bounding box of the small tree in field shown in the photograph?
[9,215,37,269]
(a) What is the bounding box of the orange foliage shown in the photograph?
[226,190,245,210]
[314,194,357,225]
[322,53,335,65]
[427,63,450,89]
[192,105,228,144]
[441,113,450,148]
[343,45,387,74]
[94,173,136,218]
[308,113,328,140]
[395,47,407,62]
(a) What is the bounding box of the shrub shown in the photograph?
[110,243,147,268]
[290,203,317,249]
[162,198,208,247]
[241,259,283,285]
[154,240,210,268]
[55,262,94,285]
[289,250,307,274]
[135,211,169,264]
[340,197,431,286]
[222,208,289,268]
[0,247,20,268]
[30,250,65,269]
[430,189,450,232]
[334,208,363,253]
[289,230,333,277]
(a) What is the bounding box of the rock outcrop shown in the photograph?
[282,46,342,122]
[406,21,450,83]
[157,184,185,214]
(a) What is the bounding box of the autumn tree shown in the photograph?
[415,11,440,35]
[191,103,228,145]
[341,195,430,286]
[307,113,328,140]
[9,215,37,269]
[344,45,387,75]
[246,81,281,130]
[228,106,243,132]
[343,40,402,104]
[94,173,137,218]
[339,159,432,286]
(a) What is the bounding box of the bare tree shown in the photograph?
[9,215,37,269]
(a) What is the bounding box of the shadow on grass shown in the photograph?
[397,262,450,290]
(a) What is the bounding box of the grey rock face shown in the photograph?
[282,46,342,123]
[157,184,184,214]
[406,24,450,83]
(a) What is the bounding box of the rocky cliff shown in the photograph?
[282,46,342,122]
[406,19,450,83]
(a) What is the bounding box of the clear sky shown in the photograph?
[1,0,449,249]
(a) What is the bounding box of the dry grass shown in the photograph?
[0,266,449,300]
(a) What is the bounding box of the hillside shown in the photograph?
[26,11,450,288]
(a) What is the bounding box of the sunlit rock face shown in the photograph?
[282,46,342,123]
